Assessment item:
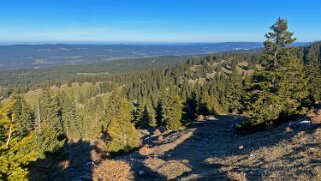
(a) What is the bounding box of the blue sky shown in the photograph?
[0,0,320,43]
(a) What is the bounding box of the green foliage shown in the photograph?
[59,93,81,140]
[161,87,184,130]
[28,90,66,158]
[226,67,243,113]
[143,103,157,127]
[11,95,34,138]
[0,101,37,180]
[105,93,140,153]
[39,88,64,134]
[239,18,309,132]
[183,92,197,122]
[304,42,321,101]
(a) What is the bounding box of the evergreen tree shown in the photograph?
[155,101,163,127]
[197,90,210,116]
[11,95,34,138]
[140,103,157,128]
[31,89,66,157]
[183,92,197,122]
[39,88,64,135]
[161,87,184,130]
[240,18,308,131]
[226,67,243,113]
[305,43,321,101]
[59,93,81,140]
[131,99,144,127]
[0,101,37,180]
[105,93,140,153]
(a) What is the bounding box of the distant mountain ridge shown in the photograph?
[0,42,310,71]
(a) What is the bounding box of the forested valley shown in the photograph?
[1,19,321,180]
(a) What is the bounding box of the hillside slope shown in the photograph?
[118,115,321,181]
[40,115,321,180]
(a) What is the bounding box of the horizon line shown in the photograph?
[0,41,313,46]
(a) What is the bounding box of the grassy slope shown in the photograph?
[2,82,98,106]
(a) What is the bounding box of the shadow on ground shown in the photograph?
[29,115,321,180]
[29,140,96,181]
[119,115,321,180]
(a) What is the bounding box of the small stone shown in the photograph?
[138,170,144,175]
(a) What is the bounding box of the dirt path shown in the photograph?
[117,115,321,180]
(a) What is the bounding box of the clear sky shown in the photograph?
[0,0,320,43]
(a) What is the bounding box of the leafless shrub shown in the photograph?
[227,171,247,181]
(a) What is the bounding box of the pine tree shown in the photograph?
[161,87,184,130]
[140,103,157,128]
[155,101,163,127]
[197,90,210,116]
[240,18,308,131]
[226,67,243,113]
[31,89,66,158]
[59,93,81,140]
[183,92,197,122]
[0,101,37,180]
[106,93,140,153]
[39,88,64,135]
[12,95,34,138]
[305,43,321,101]
[132,99,144,127]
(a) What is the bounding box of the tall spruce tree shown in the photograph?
[240,18,308,131]
[226,67,243,113]
[140,103,157,128]
[305,43,321,101]
[39,88,64,135]
[161,87,184,130]
[11,95,34,138]
[105,92,140,153]
[32,89,65,158]
[59,93,81,140]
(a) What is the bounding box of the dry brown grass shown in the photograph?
[138,144,153,156]
[157,135,164,141]
[312,166,321,181]
[92,159,132,181]
[57,160,70,170]
[144,158,192,180]
[226,171,247,181]
[120,115,321,180]
[309,109,321,123]
[285,126,293,132]
[90,150,103,162]
[196,114,205,121]
[153,129,162,136]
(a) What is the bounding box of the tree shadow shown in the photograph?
[125,114,321,180]
[29,136,166,181]
[29,115,320,180]
[29,140,97,181]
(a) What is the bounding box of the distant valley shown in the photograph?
[0,42,266,70]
